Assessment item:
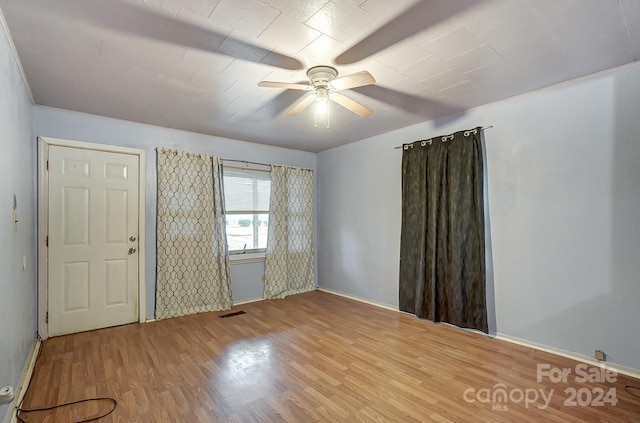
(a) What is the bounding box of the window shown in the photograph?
[222,164,271,256]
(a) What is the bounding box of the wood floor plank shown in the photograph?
[18,290,640,422]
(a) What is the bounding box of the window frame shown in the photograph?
[221,160,271,263]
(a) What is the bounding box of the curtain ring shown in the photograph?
[403,145,409,150]
[420,141,426,147]
[464,128,478,137]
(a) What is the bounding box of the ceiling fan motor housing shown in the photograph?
[307,65,338,89]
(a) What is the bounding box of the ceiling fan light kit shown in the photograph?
[258,65,375,125]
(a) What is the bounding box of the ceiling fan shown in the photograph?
[258,66,376,118]
[38,0,478,122]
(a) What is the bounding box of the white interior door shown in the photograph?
[48,145,140,336]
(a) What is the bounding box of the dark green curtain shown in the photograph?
[399,127,488,333]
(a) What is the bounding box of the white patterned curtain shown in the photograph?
[264,165,315,299]
[156,149,232,319]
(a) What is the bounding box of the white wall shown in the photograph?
[33,106,317,319]
[317,62,640,371]
[0,16,35,423]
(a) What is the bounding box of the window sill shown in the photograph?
[229,252,266,265]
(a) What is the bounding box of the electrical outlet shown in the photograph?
[0,386,14,405]
[595,350,606,361]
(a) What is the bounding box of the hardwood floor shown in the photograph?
[19,290,640,422]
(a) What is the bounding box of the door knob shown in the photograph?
[129,236,137,242]
[128,247,137,255]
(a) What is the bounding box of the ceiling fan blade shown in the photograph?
[334,0,481,65]
[330,93,373,118]
[330,71,376,91]
[258,81,312,90]
[286,94,317,116]
[29,0,304,70]
[352,85,463,118]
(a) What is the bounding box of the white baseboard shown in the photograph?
[317,287,399,312]
[318,288,640,380]
[233,297,263,306]
[494,333,640,380]
[6,338,41,423]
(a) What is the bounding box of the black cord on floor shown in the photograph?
[625,385,640,398]
[16,398,117,423]
[14,336,118,423]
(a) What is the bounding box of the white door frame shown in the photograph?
[37,136,146,339]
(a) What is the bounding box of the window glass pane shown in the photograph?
[223,169,271,212]
[257,214,269,249]
[226,213,269,252]
[222,167,271,253]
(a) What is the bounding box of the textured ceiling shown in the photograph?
[2,0,640,152]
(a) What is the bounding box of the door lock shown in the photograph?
[128,247,137,255]
[129,236,137,242]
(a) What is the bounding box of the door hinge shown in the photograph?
[46,160,49,171]
[46,312,48,324]
[45,236,48,247]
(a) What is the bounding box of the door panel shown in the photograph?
[63,261,90,311]
[105,259,128,305]
[63,187,90,245]
[48,145,139,336]
[105,189,128,243]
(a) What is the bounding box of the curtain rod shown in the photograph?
[222,159,270,167]
[223,159,314,172]
[393,125,494,150]
[155,153,268,168]
[156,151,312,171]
